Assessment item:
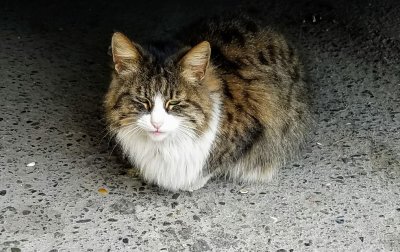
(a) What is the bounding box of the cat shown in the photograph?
[104,16,312,191]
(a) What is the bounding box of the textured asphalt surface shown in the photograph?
[1,0,399,251]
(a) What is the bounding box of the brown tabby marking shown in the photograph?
[104,16,312,186]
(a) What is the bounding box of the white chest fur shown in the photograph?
[116,95,221,191]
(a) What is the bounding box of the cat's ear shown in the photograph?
[180,41,211,82]
[111,32,141,74]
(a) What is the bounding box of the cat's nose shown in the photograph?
[151,121,163,130]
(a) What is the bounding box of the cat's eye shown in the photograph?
[136,97,151,110]
[166,100,180,111]
[168,100,180,106]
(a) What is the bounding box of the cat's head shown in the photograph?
[104,32,220,142]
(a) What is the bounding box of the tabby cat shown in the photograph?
[104,16,312,191]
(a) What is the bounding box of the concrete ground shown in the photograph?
[1,0,399,251]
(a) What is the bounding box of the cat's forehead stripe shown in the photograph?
[140,74,177,100]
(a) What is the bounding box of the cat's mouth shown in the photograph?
[148,130,168,141]
[151,130,164,136]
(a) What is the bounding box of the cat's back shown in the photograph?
[181,16,312,174]
[184,15,309,124]
[182,16,307,104]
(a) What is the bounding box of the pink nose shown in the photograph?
[151,121,163,129]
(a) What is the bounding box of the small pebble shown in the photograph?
[239,188,248,194]
[26,162,36,167]
[22,210,31,215]
[98,187,109,195]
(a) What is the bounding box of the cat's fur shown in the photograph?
[104,17,312,191]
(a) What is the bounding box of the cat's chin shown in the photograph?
[147,131,169,141]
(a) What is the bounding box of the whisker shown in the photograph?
[180,123,204,138]
[108,142,120,159]
[124,126,143,137]
[104,123,143,158]
[178,126,199,140]
[99,122,137,145]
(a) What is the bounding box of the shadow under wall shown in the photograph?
[1,0,399,163]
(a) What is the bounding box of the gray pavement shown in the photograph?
[0,0,399,251]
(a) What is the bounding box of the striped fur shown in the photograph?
[104,16,312,191]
